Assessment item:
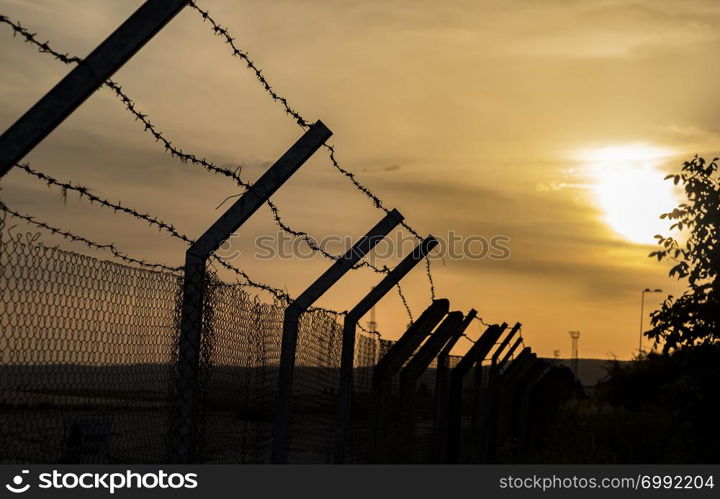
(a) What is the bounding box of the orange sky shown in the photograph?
[2,0,720,359]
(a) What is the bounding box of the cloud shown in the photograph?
[535,182,567,192]
[0,0,711,357]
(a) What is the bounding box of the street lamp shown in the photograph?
[639,288,662,354]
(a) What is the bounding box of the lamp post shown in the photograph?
[639,288,662,354]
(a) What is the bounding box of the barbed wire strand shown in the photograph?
[0,16,250,187]
[473,315,490,327]
[11,163,354,318]
[0,14,434,318]
[11,164,299,304]
[1,199,350,320]
[0,15,418,304]
[0,16,81,64]
[186,1,437,299]
[460,333,476,344]
[17,161,415,321]
[16,163,194,244]
[0,201,181,273]
[395,282,413,323]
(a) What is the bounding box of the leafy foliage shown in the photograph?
[647,156,720,351]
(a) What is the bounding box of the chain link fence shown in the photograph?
[0,219,424,464]
[0,224,181,463]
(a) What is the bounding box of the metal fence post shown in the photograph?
[398,310,466,462]
[430,311,474,462]
[492,349,537,460]
[524,366,559,454]
[518,363,552,453]
[0,0,190,177]
[368,299,449,463]
[446,322,507,463]
[488,323,522,385]
[332,236,438,463]
[525,366,577,453]
[271,209,404,463]
[504,358,547,460]
[174,121,332,463]
[471,322,521,462]
[498,336,524,371]
[484,344,531,462]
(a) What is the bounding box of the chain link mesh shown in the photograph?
[0,220,398,463]
[0,219,489,464]
[195,274,280,463]
[0,225,181,463]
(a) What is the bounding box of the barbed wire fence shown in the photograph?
[0,14,419,323]
[0,2,540,464]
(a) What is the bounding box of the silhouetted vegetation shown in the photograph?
[648,156,720,351]
[538,345,720,463]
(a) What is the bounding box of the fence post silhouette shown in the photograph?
[173,121,332,463]
[0,0,190,177]
[368,299,449,463]
[517,363,552,452]
[483,344,531,462]
[498,336,524,371]
[491,348,536,460]
[524,366,561,454]
[332,236,438,463]
[525,366,577,453]
[446,322,507,463]
[398,310,466,462]
[271,209,404,463]
[472,322,521,462]
[505,358,547,459]
[470,322,521,462]
[488,323,522,384]
[430,310,474,462]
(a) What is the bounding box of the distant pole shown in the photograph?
[368,305,377,333]
[568,331,580,378]
[639,288,662,355]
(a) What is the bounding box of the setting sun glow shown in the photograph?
[582,145,677,245]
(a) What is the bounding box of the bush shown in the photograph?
[593,344,720,462]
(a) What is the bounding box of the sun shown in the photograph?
[580,144,678,245]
